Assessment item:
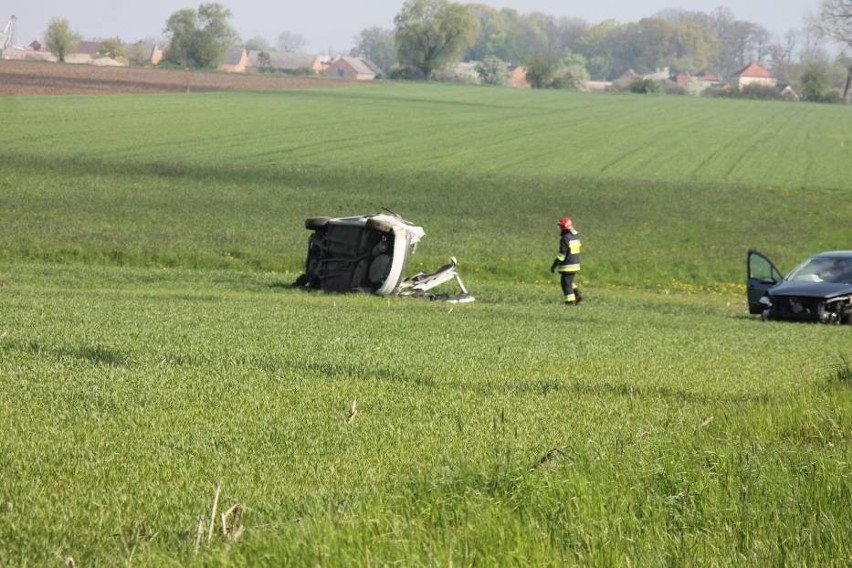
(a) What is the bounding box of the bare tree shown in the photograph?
[245,36,270,52]
[770,29,800,66]
[815,0,852,99]
[800,21,830,61]
[277,31,307,52]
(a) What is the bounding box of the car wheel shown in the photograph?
[350,259,369,289]
[366,218,392,232]
[305,217,331,230]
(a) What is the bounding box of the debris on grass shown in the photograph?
[695,415,715,432]
[194,484,245,554]
[529,447,563,471]
[347,399,359,423]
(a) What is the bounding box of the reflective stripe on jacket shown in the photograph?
[555,230,581,273]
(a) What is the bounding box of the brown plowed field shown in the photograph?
[0,59,353,95]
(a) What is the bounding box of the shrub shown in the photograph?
[800,63,834,103]
[432,66,480,84]
[389,66,426,81]
[701,86,732,98]
[553,63,589,91]
[629,78,663,94]
[804,90,844,104]
[475,56,508,86]
[282,67,316,76]
[661,82,687,96]
[739,84,784,100]
[827,356,852,385]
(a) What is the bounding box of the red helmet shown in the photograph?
[557,216,574,231]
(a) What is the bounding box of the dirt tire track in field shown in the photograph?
[0,60,356,95]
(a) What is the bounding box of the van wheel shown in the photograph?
[305,217,331,230]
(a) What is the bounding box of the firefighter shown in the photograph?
[550,216,583,305]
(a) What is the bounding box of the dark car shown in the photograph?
[747,249,852,324]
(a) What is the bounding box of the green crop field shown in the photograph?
[0,83,850,566]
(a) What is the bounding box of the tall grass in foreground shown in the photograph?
[0,264,849,565]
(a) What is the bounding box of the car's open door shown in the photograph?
[747,249,783,314]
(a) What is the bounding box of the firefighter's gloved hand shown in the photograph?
[550,261,557,273]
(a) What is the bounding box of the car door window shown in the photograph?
[749,253,781,282]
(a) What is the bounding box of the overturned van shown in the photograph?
[293,210,474,303]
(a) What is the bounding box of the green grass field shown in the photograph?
[0,83,850,565]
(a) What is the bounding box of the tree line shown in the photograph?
[359,0,852,99]
[42,0,852,100]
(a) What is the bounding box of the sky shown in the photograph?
[5,1,822,54]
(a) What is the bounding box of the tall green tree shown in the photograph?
[497,9,549,64]
[523,53,558,87]
[528,13,587,59]
[351,26,396,73]
[610,18,716,75]
[816,0,852,100]
[670,20,717,73]
[576,20,623,79]
[619,19,676,74]
[195,3,239,67]
[465,4,509,61]
[163,8,197,66]
[800,62,834,101]
[44,18,80,63]
[97,37,128,61]
[163,3,238,68]
[394,0,479,79]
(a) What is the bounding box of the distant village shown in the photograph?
[0,10,827,100]
[0,16,384,82]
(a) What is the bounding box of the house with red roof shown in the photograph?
[734,61,776,90]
